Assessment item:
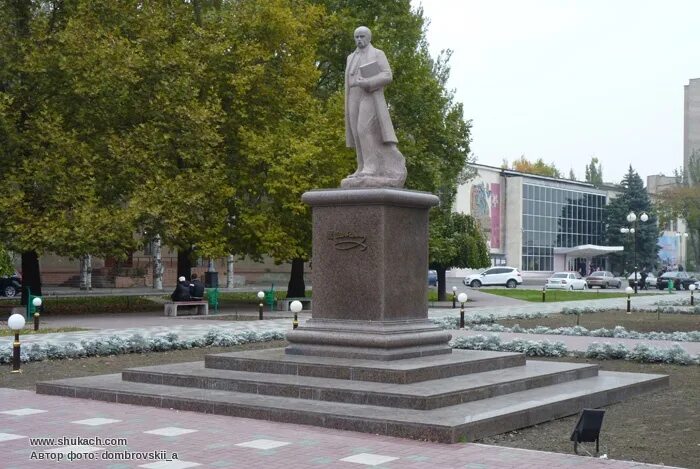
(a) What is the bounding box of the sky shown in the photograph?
[415,0,700,183]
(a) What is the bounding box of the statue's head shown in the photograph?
[354,26,371,49]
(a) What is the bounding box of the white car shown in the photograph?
[627,272,657,289]
[463,267,523,288]
[545,272,587,290]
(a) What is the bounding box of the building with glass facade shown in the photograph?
[454,164,618,273]
[521,183,606,271]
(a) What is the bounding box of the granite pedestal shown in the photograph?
[285,188,450,360]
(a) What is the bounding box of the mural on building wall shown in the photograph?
[657,234,679,266]
[470,182,501,250]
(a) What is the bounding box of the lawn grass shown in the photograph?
[1,296,162,316]
[0,326,87,337]
[216,290,312,302]
[480,288,652,302]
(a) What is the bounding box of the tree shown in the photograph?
[568,169,576,181]
[656,151,700,270]
[278,0,475,295]
[507,156,561,178]
[602,166,660,274]
[585,157,603,186]
[0,246,13,276]
[429,211,490,300]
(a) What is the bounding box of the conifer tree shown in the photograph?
[603,166,659,274]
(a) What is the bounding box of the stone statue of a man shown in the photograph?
[342,26,407,188]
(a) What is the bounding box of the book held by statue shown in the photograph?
[360,61,380,78]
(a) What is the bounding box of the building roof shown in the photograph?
[471,163,601,189]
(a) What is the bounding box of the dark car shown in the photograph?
[0,272,22,297]
[428,270,437,287]
[656,271,696,290]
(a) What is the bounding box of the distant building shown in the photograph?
[454,164,620,274]
[684,78,700,170]
[647,174,688,269]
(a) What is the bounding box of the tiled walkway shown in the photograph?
[0,389,677,469]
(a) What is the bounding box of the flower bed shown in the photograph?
[0,328,286,365]
[451,334,699,365]
[455,323,700,342]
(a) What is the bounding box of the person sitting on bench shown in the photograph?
[171,276,191,302]
[190,273,205,300]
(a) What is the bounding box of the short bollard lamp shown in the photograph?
[457,292,468,328]
[257,291,265,320]
[625,286,633,313]
[290,300,302,330]
[690,284,696,306]
[32,297,42,331]
[452,286,457,309]
[8,313,25,373]
[542,286,546,302]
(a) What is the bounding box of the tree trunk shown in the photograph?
[20,250,41,306]
[226,254,234,288]
[79,254,92,290]
[436,267,447,301]
[287,258,305,298]
[152,235,163,290]
[177,247,193,280]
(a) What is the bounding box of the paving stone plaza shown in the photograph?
[2,292,695,468]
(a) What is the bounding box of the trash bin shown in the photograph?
[204,271,219,288]
[206,288,219,313]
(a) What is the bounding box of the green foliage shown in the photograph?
[603,166,660,274]
[430,211,490,300]
[430,211,490,271]
[0,0,474,275]
[312,0,474,202]
[584,156,603,186]
[0,246,13,276]
[506,155,562,178]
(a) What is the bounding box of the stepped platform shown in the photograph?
[36,348,668,443]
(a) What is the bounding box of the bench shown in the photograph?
[277,297,312,311]
[164,301,209,317]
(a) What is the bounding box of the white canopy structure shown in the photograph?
[553,245,623,272]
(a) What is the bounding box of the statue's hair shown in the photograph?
[354,26,372,41]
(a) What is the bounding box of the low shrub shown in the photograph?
[450,334,699,365]
[0,328,286,365]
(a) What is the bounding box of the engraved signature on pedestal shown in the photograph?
[327,230,367,251]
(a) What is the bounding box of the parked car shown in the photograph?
[656,271,697,290]
[463,267,522,288]
[0,272,22,297]
[585,271,621,289]
[546,272,587,290]
[428,270,437,287]
[627,272,656,289]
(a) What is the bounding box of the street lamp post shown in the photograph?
[625,286,633,313]
[290,300,302,330]
[690,284,696,306]
[457,292,468,329]
[8,313,25,373]
[32,297,42,331]
[620,211,648,294]
[257,291,265,320]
